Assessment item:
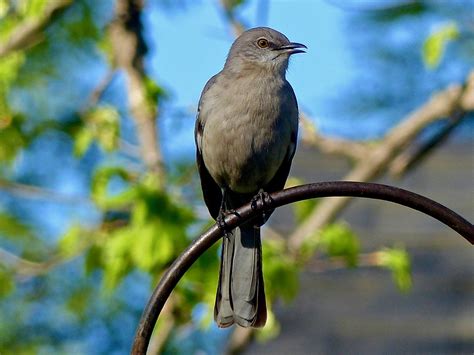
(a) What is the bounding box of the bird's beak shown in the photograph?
[276,42,307,55]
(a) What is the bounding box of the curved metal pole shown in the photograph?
[132,181,473,354]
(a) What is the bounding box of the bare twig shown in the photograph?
[227,327,254,355]
[79,70,117,114]
[0,236,91,278]
[119,138,141,158]
[389,109,468,177]
[0,219,124,277]
[0,0,73,58]
[0,178,91,204]
[306,251,381,273]
[218,0,246,37]
[300,113,370,160]
[146,297,176,355]
[0,247,60,277]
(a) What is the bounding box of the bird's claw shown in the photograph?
[250,190,274,226]
[217,209,241,238]
[251,190,273,211]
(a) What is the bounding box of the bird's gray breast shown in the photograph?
[200,74,295,194]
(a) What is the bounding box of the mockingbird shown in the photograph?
[195,27,305,328]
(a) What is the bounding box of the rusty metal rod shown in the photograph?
[132,181,473,354]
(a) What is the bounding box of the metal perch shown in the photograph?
[131,181,473,354]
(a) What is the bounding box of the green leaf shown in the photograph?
[0,13,18,42]
[20,0,47,18]
[367,1,427,22]
[65,286,92,320]
[57,224,83,258]
[97,36,113,64]
[319,223,359,267]
[91,166,135,209]
[102,228,134,290]
[422,22,459,69]
[0,212,33,239]
[130,222,174,271]
[377,247,412,292]
[73,126,94,156]
[222,0,245,11]
[287,176,318,223]
[293,199,317,224]
[0,123,25,162]
[263,239,299,302]
[0,53,24,85]
[0,269,15,297]
[0,0,9,18]
[181,241,220,326]
[0,53,25,118]
[63,1,100,43]
[79,105,120,154]
[144,76,166,107]
[84,244,103,275]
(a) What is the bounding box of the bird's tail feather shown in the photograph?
[214,225,267,328]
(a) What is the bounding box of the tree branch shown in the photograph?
[108,0,165,185]
[389,109,468,177]
[0,219,125,277]
[79,70,117,114]
[0,178,91,204]
[0,247,59,277]
[0,0,73,58]
[288,72,474,252]
[300,113,370,160]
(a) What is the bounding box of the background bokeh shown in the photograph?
[0,0,473,354]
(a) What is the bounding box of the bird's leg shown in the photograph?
[216,188,241,238]
[217,189,228,232]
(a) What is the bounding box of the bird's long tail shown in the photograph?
[214,224,267,328]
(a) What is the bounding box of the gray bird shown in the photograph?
[195,27,305,328]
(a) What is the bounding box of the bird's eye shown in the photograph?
[257,38,269,48]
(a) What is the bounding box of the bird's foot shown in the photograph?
[217,209,241,238]
[251,190,273,211]
[251,190,274,225]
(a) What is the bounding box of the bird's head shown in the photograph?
[224,27,306,74]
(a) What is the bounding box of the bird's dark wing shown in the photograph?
[264,82,299,193]
[263,129,297,193]
[195,74,222,220]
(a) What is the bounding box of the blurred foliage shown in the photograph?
[0,268,15,296]
[74,105,120,156]
[0,0,467,353]
[287,177,319,225]
[422,22,460,69]
[0,0,199,353]
[365,1,427,22]
[318,223,360,267]
[377,246,412,292]
[263,238,299,303]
